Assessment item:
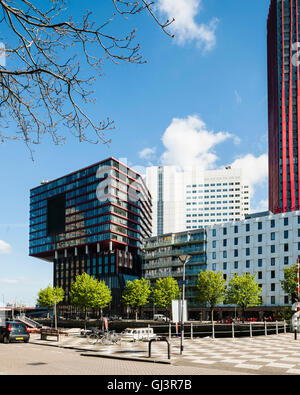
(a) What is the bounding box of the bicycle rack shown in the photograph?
[148,336,171,360]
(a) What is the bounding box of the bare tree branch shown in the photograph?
[0,0,174,155]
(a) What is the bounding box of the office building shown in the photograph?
[146,165,250,236]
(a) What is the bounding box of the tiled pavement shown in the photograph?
[29,332,300,375]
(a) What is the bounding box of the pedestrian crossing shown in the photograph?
[30,333,300,374]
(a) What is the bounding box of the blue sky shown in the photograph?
[0,0,270,306]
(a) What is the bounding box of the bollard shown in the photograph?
[250,322,252,338]
[265,321,267,336]
[284,320,286,334]
[191,323,193,340]
[169,322,171,340]
[148,337,171,360]
[232,321,235,339]
[276,320,278,335]
[212,321,215,339]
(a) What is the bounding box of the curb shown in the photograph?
[29,340,172,364]
[80,352,172,364]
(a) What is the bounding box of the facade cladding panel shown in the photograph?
[268,0,300,214]
[29,158,152,309]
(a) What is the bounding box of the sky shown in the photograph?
[0,0,271,306]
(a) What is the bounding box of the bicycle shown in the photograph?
[86,329,121,345]
[86,329,104,345]
[101,330,122,345]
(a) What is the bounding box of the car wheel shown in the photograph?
[3,336,9,344]
[24,339,29,343]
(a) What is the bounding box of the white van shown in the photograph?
[121,327,156,342]
[153,314,168,322]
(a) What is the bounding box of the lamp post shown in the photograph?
[178,254,191,355]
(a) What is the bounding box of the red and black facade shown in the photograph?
[29,158,152,312]
[268,0,300,213]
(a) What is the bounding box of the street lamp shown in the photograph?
[178,254,191,355]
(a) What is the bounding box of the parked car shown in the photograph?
[121,327,157,342]
[0,321,30,343]
[153,314,169,322]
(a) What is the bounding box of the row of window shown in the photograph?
[211,216,300,236]
[212,243,300,259]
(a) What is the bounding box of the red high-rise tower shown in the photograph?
[268,0,300,213]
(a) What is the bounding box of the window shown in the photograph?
[284,256,289,265]
[258,272,262,279]
[271,219,275,228]
[271,232,275,241]
[223,262,227,270]
[258,234,262,242]
[258,259,263,267]
[223,227,227,235]
[234,237,238,246]
[234,225,238,234]
[246,236,250,244]
[284,217,289,226]
[258,222,262,230]
[246,248,250,256]
[271,296,276,305]
[212,240,216,248]
[271,283,275,292]
[284,244,289,252]
[234,249,238,257]
[212,229,216,237]
[223,239,227,247]
[271,245,275,253]
[271,257,276,266]
[284,230,289,239]
[271,270,275,279]
[234,261,238,269]
[223,251,227,259]
[212,252,216,260]
[258,246,262,254]
[246,260,250,268]
[246,224,250,232]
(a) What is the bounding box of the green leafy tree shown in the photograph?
[122,278,151,320]
[280,264,298,302]
[225,273,262,322]
[196,271,227,322]
[152,277,180,318]
[69,273,112,327]
[37,285,64,328]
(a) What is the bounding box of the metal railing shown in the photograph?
[147,321,291,340]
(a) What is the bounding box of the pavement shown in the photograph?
[28,330,300,375]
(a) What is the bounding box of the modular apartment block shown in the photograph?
[142,229,207,308]
[207,210,300,308]
[29,158,152,311]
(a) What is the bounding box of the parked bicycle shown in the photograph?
[86,329,121,345]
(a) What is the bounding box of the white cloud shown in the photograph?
[157,0,218,50]
[139,147,157,160]
[0,240,12,254]
[230,153,268,197]
[251,199,269,213]
[160,115,235,170]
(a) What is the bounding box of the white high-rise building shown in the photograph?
[145,166,251,236]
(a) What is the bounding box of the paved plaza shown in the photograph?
[24,332,300,375]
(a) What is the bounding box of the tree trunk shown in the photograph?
[211,307,214,323]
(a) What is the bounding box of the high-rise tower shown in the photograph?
[268,0,300,213]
